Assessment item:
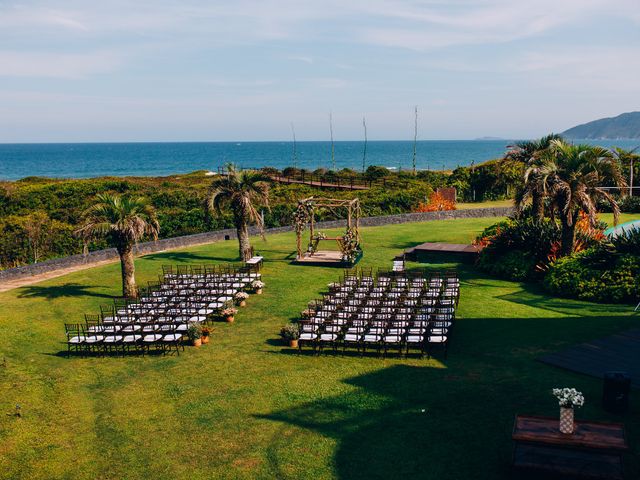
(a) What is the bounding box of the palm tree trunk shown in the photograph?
[236,221,252,261]
[560,216,576,257]
[118,244,138,298]
[532,190,545,220]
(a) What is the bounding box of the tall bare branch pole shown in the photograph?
[362,116,368,173]
[329,111,336,171]
[631,156,634,197]
[290,122,298,169]
[412,105,418,175]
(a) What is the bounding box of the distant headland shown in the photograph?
[563,111,640,140]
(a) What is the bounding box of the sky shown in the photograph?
[0,0,639,143]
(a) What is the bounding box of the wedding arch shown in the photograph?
[293,197,362,266]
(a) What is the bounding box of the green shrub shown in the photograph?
[611,226,640,254]
[477,249,536,281]
[544,250,640,303]
[476,217,561,280]
[364,165,390,180]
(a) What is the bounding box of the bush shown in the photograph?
[596,195,640,213]
[282,167,300,177]
[545,250,640,303]
[364,165,390,180]
[477,249,536,281]
[611,226,640,254]
[415,192,456,212]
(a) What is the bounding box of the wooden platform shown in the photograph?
[293,250,361,267]
[403,242,482,262]
[538,329,640,389]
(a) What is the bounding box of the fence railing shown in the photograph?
[216,166,399,190]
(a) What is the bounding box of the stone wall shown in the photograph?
[0,206,512,283]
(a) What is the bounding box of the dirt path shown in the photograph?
[0,258,119,293]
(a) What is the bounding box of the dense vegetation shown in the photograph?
[0,172,432,268]
[1,168,437,269]
[1,218,637,479]
[1,141,638,270]
[476,137,640,303]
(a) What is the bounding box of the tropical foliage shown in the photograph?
[207,165,270,261]
[526,139,626,255]
[76,193,159,298]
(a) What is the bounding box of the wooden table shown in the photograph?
[512,415,629,479]
[245,255,263,271]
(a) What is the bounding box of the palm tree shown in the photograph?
[611,147,639,197]
[532,139,626,256]
[76,193,159,298]
[508,133,563,220]
[207,165,270,261]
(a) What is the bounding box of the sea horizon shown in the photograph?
[1,138,638,181]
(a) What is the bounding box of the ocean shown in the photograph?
[0,139,638,181]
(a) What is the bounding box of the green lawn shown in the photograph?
[0,215,638,480]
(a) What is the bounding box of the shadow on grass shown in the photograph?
[143,251,239,263]
[496,283,634,317]
[257,364,515,480]
[17,283,116,300]
[45,347,183,358]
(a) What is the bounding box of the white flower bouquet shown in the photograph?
[251,280,265,289]
[552,388,585,408]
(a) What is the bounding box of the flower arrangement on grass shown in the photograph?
[201,325,212,344]
[234,291,249,306]
[552,388,585,408]
[301,308,315,318]
[279,324,300,347]
[187,322,203,346]
[251,280,265,294]
[221,307,238,322]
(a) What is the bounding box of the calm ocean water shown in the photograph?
[0,140,638,181]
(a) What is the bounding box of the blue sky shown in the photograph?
[0,0,639,142]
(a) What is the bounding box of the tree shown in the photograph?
[508,133,563,220]
[207,165,270,261]
[76,193,159,298]
[533,140,626,256]
[611,147,639,197]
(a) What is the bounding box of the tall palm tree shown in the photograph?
[207,165,270,261]
[76,193,159,298]
[508,133,563,220]
[532,139,626,256]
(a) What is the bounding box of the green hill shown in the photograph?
[563,111,640,139]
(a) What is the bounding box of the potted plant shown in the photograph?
[279,324,300,348]
[201,325,212,344]
[222,307,238,323]
[235,291,249,307]
[187,322,203,347]
[251,280,265,295]
[552,387,584,434]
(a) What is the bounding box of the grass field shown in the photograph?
[0,215,638,480]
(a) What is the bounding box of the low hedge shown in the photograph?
[544,249,640,303]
